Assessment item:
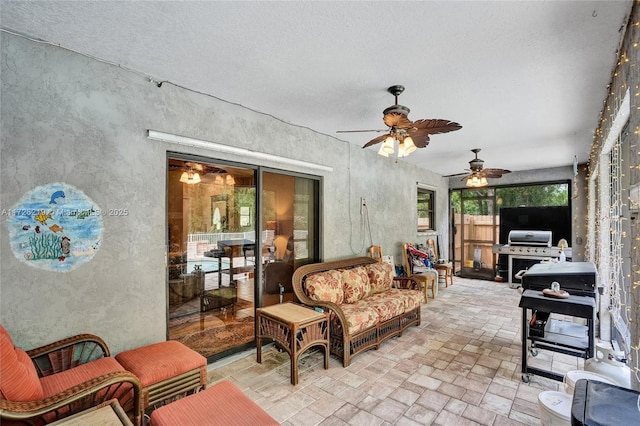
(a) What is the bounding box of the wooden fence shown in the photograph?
[453,214,499,269]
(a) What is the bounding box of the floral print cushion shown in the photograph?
[385,288,423,311]
[341,266,371,303]
[339,302,379,334]
[304,270,344,304]
[367,262,394,294]
[364,292,406,321]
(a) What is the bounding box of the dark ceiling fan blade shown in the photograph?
[410,119,462,134]
[410,132,430,148]
[483,168,511,178]
[384,113,413,128]
[443,172,468,178]
[362,134,389,148]
[336,129,387,133]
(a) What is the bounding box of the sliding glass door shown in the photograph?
[167,157,257,360]
[166,156,320,361]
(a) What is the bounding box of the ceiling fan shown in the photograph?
[450,148,511,187]
[337,85,462,158]
[168,161,227,184]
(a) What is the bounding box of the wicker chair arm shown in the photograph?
[0,370,143,426]
[393,276,420,290]
[27,334,110,377]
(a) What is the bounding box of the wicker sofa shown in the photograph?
[293,257,422,367]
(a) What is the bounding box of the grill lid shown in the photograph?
[508,230,552,246]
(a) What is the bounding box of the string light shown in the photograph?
[587,12,639,383]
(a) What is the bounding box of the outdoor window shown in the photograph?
[417,187,435,232]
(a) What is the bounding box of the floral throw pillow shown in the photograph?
[341,266,371,303]
[367,262,394,294]
[304,270,344,304]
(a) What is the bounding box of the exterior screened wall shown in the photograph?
[587,2,640,390]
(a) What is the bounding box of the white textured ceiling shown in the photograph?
[1,1,632,176]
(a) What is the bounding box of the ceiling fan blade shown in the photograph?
[410,133,430,148]
[383,113,412,128]
[336,129,387,133]
[362,134,389,148]
[410,119,462,134]
[443,172,467,178]
[483,168,511,178]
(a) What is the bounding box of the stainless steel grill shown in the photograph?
[508,230,552,246]
[492,230,571,288]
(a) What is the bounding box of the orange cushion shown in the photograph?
[39,357,126,396]
[341,266,371,303]
[304,270,344,304]
[0,325,44,401]
[39,356,135,424]
[149,380,278,426]
[338,302,379,335]
[115,341,206,387]
[363,293,406,321]
[367,262,394,294]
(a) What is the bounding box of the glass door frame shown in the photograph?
[458,188,497,280]
[165,153,322,359]
[450,180,572,281]
[256,166,322,308]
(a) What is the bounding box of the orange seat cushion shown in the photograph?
[39,357,127,396]
[115,341,206,387]
[149,380,278,426]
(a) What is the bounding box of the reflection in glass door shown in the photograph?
[259,171,319,308]
[167,157,257,360]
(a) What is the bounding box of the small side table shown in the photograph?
[49,399,133,425]
[257,302,330,385]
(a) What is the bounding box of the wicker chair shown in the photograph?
[427,238,454,287]
[0,325,143,426]
[402,243,438,302]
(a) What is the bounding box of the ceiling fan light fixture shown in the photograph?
[226,174,235,185]
[397,140,406,158]
[403,136,417,155]
[377,144,390,157]
[382,136,395,154]
[180,171,201,184]
[466,174,487,188]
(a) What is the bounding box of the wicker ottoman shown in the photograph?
[115,341,207,411]
[148,380,279,426]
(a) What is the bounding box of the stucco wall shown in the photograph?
[0,33,450,353]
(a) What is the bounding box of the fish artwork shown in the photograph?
[33,210,53,225]
[49,190,65,204]
[49,224,63,233]
[8,183,104,272]
[61,236,71,255]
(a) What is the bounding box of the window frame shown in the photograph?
[417,187,435,232]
